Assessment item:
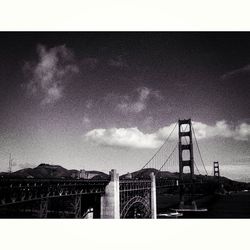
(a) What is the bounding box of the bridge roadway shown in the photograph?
[0,178,109,207]
[0,177,197,206]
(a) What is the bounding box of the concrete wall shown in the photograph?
[100,169,120,219]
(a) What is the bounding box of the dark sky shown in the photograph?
[0,32,249,181]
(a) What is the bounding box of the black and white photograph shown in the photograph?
[0,1,250,250]
[0,32,249,219]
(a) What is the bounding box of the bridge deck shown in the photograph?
[0,178,109,206]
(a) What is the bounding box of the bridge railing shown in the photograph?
[120,179,151,191]
[119,179,152,218]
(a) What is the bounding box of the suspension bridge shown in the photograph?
[0,119,221,218]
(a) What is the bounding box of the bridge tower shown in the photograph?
[178,119,196,209]
[213,161,220,178]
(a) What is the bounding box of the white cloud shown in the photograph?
[23,44,79,105]
[85,100,93,109]
[84,120,250,149]
[221,64,250,79]
[192,121,250,141]
[82,114,91,126]
[116,87,163,114]
[85,127,162,149]
[108,55,128,68]
[234,123,250,140]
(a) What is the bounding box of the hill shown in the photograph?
[120,168,179,180]
[120,168,250,191]
[0,163,109,180]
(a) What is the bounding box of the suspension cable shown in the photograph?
[191,124,208,175]
[141,122,178,169]
[157,123,189,174]
[157,142,178,173]
[194,160,201,175]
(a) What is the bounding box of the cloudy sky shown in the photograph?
[0,32,249,181]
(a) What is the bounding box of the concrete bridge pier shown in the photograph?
[101,169,120,219]
[150,172,157,219]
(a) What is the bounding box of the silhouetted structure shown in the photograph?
[178,119,196,209]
